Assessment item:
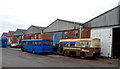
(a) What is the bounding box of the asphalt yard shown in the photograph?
[2,47,119,67]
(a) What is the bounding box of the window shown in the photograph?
[85,42,90,48]
[22,35,24,39]
[29,41,34,46]
[2,42,6,44]
[77,42,85,47]
[70,42,76,47]
[38,41,42,46]
[38,34,41,38]
[23,41,42,46]
[44,41,52,46]
[60,42,63,47]
[34,42,38,46]
[64,32,68,38]
[34,35,37,39]
[63,42,69,47]
[73,31,78,38]
[34,41,42,46]
[23,42,29,45]
[30,36,34,39]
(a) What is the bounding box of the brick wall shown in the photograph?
[62,29,80,39]
[82,28,91,38]
[41,33,53,39]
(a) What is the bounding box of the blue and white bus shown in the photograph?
[21,39,56,53]
[0,37,8,47]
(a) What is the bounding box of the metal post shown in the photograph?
[79,26,82,39]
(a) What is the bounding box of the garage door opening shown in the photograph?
[112,27,120,58]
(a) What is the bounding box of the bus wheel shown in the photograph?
[32,50,35,54]
[25,49,28,52]
[63,51,67,56]
[91,53,97,60]
[21,48,24,51]
[80,52,86,59]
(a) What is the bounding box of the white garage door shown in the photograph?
[91,28,112,57]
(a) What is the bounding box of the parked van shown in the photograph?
[59,38,101,59]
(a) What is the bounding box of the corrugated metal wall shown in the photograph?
[84,6,119,28]
[25,26,42,34]
[44,20,81,33]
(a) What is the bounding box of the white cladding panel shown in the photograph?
[91,28,112,57]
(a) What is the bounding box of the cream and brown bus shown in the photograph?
[59,38,101,59]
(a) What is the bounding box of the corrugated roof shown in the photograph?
[7,31,15,36]
[31,25,46,30]
[45,19,83,29]
[13,29,27,35]
[84,5,120,26]
[25,25,46,34]
[57,19,83,25]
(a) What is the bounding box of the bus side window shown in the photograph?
[22,42,26,45]
[70,42,75,47]
[86,42,90,48]
[28,42,33,46]
[34,42,38,46]
[32,41,35,46]
[64,42,69,47]
[25,42,29,45]
[38,41,42,46]
[77,42,85,47]
[44,41,52,46]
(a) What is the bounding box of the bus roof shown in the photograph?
[0,37,7,39]
[60,38,100,42]
[21,39,53,42]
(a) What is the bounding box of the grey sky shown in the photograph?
[0,0,120,36]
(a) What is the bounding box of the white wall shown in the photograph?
[91,27,112,57]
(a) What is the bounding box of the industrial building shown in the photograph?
[44,19,83,46]
[6,31,15,44]
[1,4,120,58]
[1,32,8,37]
[84,5,120,58]
[24,25,45,40]
[12,29,27,44]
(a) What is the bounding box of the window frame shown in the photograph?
[73,30,78,38]
[63,32,68,38]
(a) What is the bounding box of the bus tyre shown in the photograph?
[21,48,24,51]
[91,53,97,60]
[10,46,13,48]
[63,51,67,56]
[63,51,65,56]
[80,52,86,59]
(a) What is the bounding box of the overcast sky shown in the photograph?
[0,0,120,36]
